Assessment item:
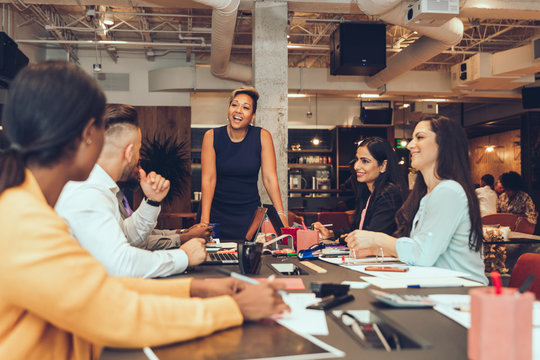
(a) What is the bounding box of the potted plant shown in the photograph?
[139,134,190,209]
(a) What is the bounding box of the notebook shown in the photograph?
[202,207,267,265]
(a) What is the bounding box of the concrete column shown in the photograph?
[252,0,289,214]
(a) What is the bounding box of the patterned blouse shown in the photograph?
[497,191,537,224]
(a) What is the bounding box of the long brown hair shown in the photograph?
[394,116,483,252]
[0,61,105,194]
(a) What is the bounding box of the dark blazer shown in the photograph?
[336,182,403,241]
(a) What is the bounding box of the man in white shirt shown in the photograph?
[56,104,206,278]
[475,174,498,217]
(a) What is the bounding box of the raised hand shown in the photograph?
[139,168,170,202]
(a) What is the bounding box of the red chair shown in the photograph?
[482,213,519,230]
[509,253,540,299]
[317,212,351,232]
[514,216,536,234]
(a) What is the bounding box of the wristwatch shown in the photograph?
[144,197,161,207]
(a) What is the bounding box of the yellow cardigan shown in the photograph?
[0,170,243,360]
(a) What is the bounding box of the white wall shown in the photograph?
[47,49,192,107]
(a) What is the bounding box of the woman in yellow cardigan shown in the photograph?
[0,61,288,360]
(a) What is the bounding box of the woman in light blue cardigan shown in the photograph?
[346,116,487,285]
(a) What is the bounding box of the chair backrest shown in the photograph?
[482,213,519,230]
[509,253,540,299]
[514,216,536,235]
[317,212,351,231]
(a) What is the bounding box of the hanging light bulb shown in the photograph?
[311,94,321,146]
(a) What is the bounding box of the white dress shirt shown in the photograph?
[475,185,498,217]
[55,164,188,278]
[396,180,488,285]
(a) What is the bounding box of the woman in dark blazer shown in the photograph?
[314,137,405,242]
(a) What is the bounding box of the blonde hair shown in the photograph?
[229,86,259,113]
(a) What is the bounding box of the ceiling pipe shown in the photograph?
[355,0,463,89]
[193,0,251,83]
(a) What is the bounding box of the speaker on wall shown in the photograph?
[522,86,540,109]
[0,32,29,88]
[330,23,386,76]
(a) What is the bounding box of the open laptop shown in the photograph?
[202,207,267,265]
[263,204,284,237]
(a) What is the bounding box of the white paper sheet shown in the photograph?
[341,281,370,289]
[353,265,473,280]
[276,293,329,336]
[319,256,399,266]
[360,276,482,289]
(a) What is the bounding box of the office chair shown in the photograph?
[509,253,540,299]
[317,212,351,231]
[513,211,538,235]
[482,213,519,230]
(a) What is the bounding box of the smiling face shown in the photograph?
[407,120,439,174]
[354,145,387,191]
[227,93,255,130]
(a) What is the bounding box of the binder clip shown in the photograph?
[306,282,354,310]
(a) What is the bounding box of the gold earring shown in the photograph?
[86,139,92,145]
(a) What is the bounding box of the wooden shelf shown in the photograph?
[288,164,332,168]
[288,149,332,153]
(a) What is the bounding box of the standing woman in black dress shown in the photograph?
[199,87,288,240]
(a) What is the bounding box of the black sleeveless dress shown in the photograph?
[209,125,262,241]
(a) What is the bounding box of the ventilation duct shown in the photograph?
[355,0,463,89]
[193,0,251,83]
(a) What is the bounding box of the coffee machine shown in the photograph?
[289,169,304,197]
[315,170,331,197]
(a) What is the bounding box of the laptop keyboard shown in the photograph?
[209,252,238,262]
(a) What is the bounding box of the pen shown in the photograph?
[216,268,287,296]
[407,284,464,288]
[515,274,535,297]
[364,266,409,272]
[491,270,502,295]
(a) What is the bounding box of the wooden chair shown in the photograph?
[317,212,351,232]
[509,253,540,299]
[482,213,519,230]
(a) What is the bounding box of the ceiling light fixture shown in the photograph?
[419,98,448,102]
[358,93,380,98]
[485,145,495,153]
[288,93,307,98]
[103,11,114,26]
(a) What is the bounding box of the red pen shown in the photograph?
[491,270,502,295]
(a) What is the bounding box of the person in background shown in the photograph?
[494,179,504,197]
[475,173,498,217]
[56,104,207,277]
[104,104,212,250]
[313,137,405,242]
[0,60,289,360]
[199,86,288,240]
[497,171,537,225]
[345,116,488,285]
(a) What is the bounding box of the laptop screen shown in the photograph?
[263,204,283,236]
[244,207,268,242]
